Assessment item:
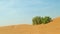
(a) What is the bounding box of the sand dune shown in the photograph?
[0,17,60,34]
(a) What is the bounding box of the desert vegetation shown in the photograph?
[32,16,52,25]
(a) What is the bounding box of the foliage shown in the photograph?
[32,16,42,25]
[32,16,52,25]
[42,16,52,24]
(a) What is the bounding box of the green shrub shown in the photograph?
[42,16,52,24]
[32,16,42,25]
[32,16,52,25]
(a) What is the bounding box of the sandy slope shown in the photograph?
[0,17,60,34]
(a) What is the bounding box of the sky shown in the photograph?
[0,0,60,26]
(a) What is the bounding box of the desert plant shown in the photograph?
[43,16,52,24]
[32,16,42,25]
[32,16,52,25]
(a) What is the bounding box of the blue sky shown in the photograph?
[0,0,60,26]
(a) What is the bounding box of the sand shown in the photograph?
[0,17,60,34]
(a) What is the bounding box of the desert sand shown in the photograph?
[0,17,60,34]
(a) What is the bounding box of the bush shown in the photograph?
[42,16,52,24]
[32,16,42,25]
[32,16,52,25]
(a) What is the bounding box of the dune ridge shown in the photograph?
[0,17,60,34]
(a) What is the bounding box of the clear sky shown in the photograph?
[0,0,60,26]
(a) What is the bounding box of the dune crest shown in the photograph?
[0,17,60,34]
